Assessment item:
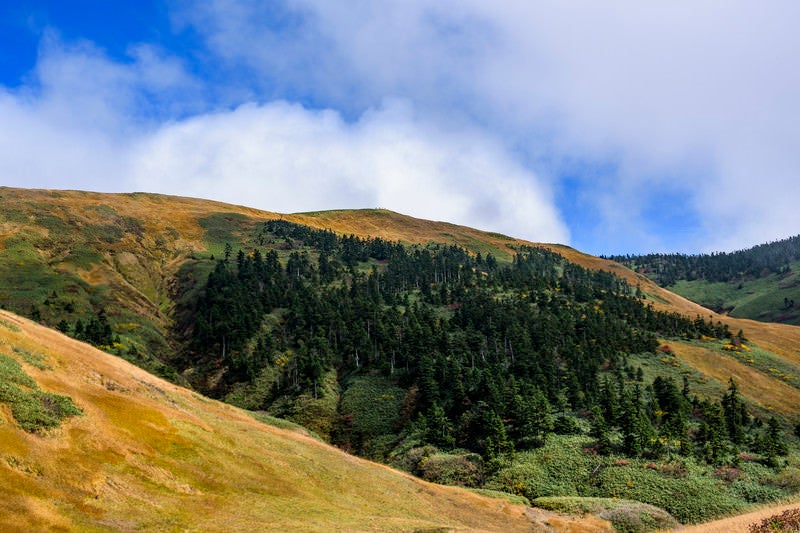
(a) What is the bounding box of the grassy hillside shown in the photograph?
[5,187,800,530]
[0,188,521,371]
[607,237,800,326]
[669,265,800,325]
[0,309,544,532]
[4,186,800,428]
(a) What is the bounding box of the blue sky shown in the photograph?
[1,1,799,255]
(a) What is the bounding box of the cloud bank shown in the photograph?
[3,2,800,253]
[177,0,800,252]
[0,33,567,244]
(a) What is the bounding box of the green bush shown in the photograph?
[416,451,485,487]
[0,353,81,432]
[767,466,800,492]
[591,461,744,523]
[730,480,784,503]
[486,436,595,499]
[599,502,678,533]
[338,376,404,438]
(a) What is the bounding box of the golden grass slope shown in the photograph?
[0,309,538,532]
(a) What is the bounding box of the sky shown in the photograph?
[1,1,799,256]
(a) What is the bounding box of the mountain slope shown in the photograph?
[4,187,800,528]
[0,309,539,532]
[544,244,800,421]
[608,237,800,326]
[4,186,800,420]
[0,188,522,369]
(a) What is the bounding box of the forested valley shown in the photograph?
[148,219,800,524]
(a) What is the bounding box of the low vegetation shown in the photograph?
[0,310,535,531]
[609,235,800,325]
[749,507,800,532]
[0,352,81,432]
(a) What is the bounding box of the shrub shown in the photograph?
[0,353,81,432]
[486,436,595,499]
[730,480,784,503]
[768,467,800,492]
[713,465,742,482]
[591,460,744,523]
[533,497,678,533]
[749,508,800,532]
[599,502,678,533]
[416,451,485,487]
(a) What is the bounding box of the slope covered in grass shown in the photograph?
[0,309,537,532]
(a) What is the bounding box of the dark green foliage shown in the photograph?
[758,417,789,466]
[0,353,82,432]
[609,234,800,286]
[176,219,770,465]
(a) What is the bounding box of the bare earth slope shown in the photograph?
[0,309,535,532]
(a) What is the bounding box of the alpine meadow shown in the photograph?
[3,187,800,531]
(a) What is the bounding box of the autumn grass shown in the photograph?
[0,309,536,532]
[670,341,800,421]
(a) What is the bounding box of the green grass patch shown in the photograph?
[13,347,50,370]
[669,262,800,326]
[0,319,20,333]
[0,353,81,432]
[198,212,255,254]
[250,411,324,441]
[467,488,530,506]
[338,374,405,446]
[627,349,728,402]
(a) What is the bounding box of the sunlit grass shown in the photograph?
[0,309,534,532]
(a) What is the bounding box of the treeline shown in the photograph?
[589,374,788,467]
[169,220,784,467]
[607,234,800,286]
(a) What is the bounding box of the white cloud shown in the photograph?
[0,33,199,191]
[130,99,569,243]
[6,3,800,252]
[179,0,800,252]
[0,27,569,245]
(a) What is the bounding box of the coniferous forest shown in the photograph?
[170,219,793,511]
[6,195,800,526]
[607,234,800,286]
